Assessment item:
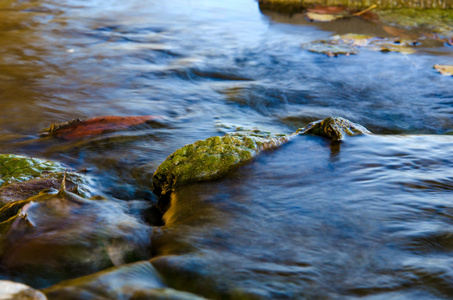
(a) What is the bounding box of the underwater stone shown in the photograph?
[0,186,152,288]
[298,116,370,141]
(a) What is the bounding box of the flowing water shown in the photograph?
[0,0,452,298]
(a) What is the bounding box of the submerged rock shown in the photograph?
[0,181,152,288]
[43,261,206,300]
[298,116,370,141]
[0,280,47,300]
[152,131,293,210]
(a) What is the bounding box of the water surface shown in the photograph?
[0,0,452,298]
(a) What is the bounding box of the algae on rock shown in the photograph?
[152,132,294,209]
[0,154,65,187]
[297,116,370,141]
[0,154,94,205]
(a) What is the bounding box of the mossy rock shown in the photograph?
[0,154,66,187]
[297,116,370,141]
[152,135,257,207]
[0,155,94,205]
[377,9,453,38]
[152,132,293,210]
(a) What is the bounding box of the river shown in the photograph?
[0,0,452,299]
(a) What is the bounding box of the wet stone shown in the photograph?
[298,116,371,141]
[152,131,294,211]
[43,261,207,300]
[0,154,66,187]
[0,188,152,288]
[0,154,94,206]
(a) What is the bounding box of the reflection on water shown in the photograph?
[0,0,452,298]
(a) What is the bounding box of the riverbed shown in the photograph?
[0,0,452,299]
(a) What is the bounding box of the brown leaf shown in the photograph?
[382,26,409,38]
[42,115,160,140]
[357,11,379,22]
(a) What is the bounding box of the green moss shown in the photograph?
[0,154,66,187]
[0,155,94,205]
[297,116,370,140]
[152,135,259,202]
[377,9,453,37]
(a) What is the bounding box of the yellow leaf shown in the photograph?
[434,64,453,76]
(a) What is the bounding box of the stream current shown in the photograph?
[0,0,452,299]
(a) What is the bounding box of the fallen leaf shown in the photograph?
[306,12,340,22]
[434,64,453,76]
[307,5,347,14]
[41,115,160,140]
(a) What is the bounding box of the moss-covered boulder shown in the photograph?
[152,132,293,209]
[298,116,370,141]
